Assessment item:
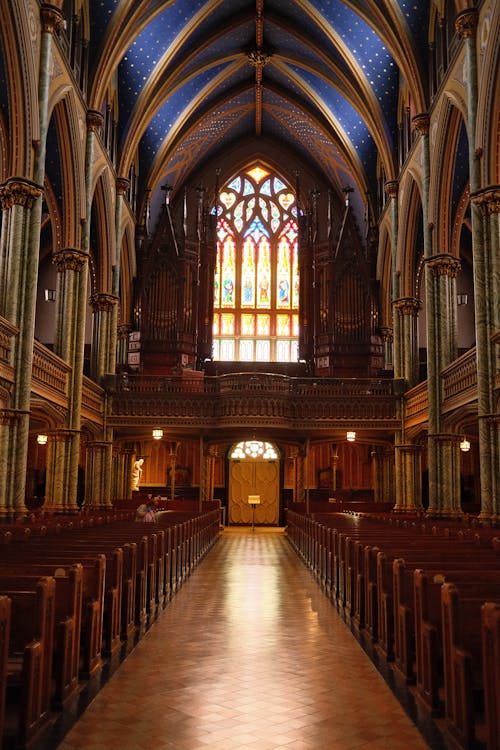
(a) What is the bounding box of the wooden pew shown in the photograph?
[392,559,500,688]
[481,602,500,750]
[1,577,55,749]
[441,582,500,750]
[0,564,83,709]
[0,596,11,744]
[0,549,105,681]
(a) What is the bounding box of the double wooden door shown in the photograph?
[228,459,279,525]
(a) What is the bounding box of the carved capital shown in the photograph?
[0,177,43,209]
[455,8,478,38]
[393,297,421,316]
[412,113,430,136]
[384,180,398,199]
[52,248,88,272]
[380,326,394,343]
[470,185,500,215]
[90,293,119,312]
[116,177,131,196]
[0,409,21,426]
[86,109,104,132]
[40,4,65,34]
[425,254,461,278]
[117,323,132,339]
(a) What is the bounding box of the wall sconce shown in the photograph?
[44,289,56,302]
[460,437,470,452]
[37,434,48,445]
[152,429,163,440]
[457,294,468,306]
[346,431,356,442]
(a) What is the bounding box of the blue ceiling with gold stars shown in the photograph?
[88,0,430,229]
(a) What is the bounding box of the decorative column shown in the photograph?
[295,447,305,503]
[393,444,423,513]
[470,186,500,520]
[90,293,119,381]
[85,441,112,508]
[48,248,88,512]
[380,327,394,372]
[109,177,130,375]
[371,446,395,504]
[424,254,462,517]
[0,410,21,518]
[0,178,43,518]
[392,298,421,387]
[117,323,132,370]
[330,445,339,492]
[44,430,77,513]
[168,441,180,501]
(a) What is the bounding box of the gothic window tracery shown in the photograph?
[213,167,299,362]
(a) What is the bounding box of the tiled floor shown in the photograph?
[57,529,433,750]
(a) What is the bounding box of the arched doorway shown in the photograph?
[228,440,280,526]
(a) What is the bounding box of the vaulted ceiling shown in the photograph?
[88,0,430,227]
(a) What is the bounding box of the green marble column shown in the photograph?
[380,327,394,372]
[392,297,421,387]
[371,446,395,504]
[44,430,79,513]
[90,293,119,381]
[116,323,132,370]
[0,179,43,518]
[470,186,500,520]
[393,444,423,513]
[85,441,113,508]
[424,254,462,517]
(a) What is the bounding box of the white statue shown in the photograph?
[131,458,144,491]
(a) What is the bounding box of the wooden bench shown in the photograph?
[481,602,500,750]
[0,577,55,749]
[0,564,83,709]
[0,596,11,744]
[441,582,500,750]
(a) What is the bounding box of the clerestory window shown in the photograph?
[213,166,299,362]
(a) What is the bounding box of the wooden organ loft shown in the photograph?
[131,185,383,378]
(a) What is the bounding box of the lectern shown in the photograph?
[247,495,260,531]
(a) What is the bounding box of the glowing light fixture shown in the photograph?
[37,434,48,445]
[152,429,163,440]
[460,437,470,452]
[346,431,356,442]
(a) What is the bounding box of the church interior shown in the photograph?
[0,0,499,748]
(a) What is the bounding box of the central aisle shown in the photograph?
[58,530,431,750]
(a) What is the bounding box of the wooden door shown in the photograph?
[228,459,279,525]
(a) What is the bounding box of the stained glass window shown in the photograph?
[213,166,299,362]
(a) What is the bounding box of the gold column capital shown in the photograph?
[116,177,131,196]
[392,297,421,315]
[455,8,479,38]
[380,326,394,342]
[90,293,119,312]
[87,109,104,132]
[0,177,43,209]
[40,4,65,34]
[412,113,430,136]
[470,185,500,215]
[384,180,399,198]
[52,248,88,272]
[424,253,461,278]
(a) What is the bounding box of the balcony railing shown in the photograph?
[108,374,402,432]
[31,342,71,405]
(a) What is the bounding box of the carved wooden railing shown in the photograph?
[442,347,477,411]
[31,342,70,405]
[404,381,428,426]
[0,317,17,381]
[82,376,105,425]
[109,374,402,431]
